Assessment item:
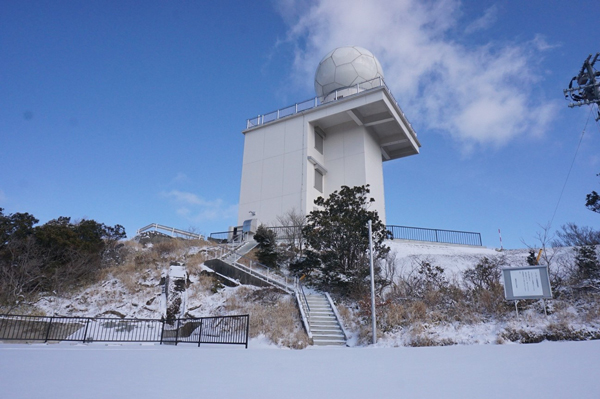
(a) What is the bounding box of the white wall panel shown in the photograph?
[261,155,284,199]
[284,118,305,153]
[263,124,285,156]
[239,161,263,203]
[282,150,303,196]
[242,130,265,165]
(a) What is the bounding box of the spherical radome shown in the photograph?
[314,46,384,98]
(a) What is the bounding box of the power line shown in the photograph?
[549,107,592,229]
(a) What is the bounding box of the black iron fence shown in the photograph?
[386,225,482,246]
[210,225,482,247]
[0,314,250,348]
[210,226,302,242]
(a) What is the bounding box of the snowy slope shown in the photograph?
[387,240,527,276]
[10,239,598,350]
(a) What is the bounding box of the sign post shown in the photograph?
[502,265,552,316]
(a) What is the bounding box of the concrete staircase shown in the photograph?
[222,239,258,263]
[209,240,346,347]
[306,293,347,346]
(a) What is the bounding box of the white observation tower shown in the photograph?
[237,46,420,228]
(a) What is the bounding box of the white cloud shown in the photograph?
[278,0,559,151]
[171,172,190,184]
[162,190,237,222]
[465,5,498,34]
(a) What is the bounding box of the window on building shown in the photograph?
[314,169,323,193]
[315,129,324,154]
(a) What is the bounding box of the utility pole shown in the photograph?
[564,53,600,120]
[368,220,376,345]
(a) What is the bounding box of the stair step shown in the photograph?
[313,336,346,344]
[313,341,346,346]
[303,293,346,347]
[310,325,342,333]
[313,337,345,342]
[313,332,343,337]
[309,314,336,319]
[309,311,335,316]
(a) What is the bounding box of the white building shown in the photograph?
[237,47,420,228]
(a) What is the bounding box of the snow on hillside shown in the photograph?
[387,240,523,275]
[7,238,599,349]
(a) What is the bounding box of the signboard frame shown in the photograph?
[502,265,552,301]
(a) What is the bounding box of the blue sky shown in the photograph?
[1,0,599,249]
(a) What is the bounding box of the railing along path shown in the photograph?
[0,314,250,348]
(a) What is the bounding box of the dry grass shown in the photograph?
[224,287,309,349]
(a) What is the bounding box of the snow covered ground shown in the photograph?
[387,240,527,277]
[26,240,520,320]
[9,239,597,349]
[1,339,598,398]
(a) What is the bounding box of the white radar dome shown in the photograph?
[314,46,384,100]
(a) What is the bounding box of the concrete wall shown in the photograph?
[205,259,274,289]
[238,116,307,226]
[238,88,417,226]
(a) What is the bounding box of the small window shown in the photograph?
[314,169,323,193]
[315,129,324,154]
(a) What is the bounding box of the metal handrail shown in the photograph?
[137,223,203,240]
[387,225,482,246]
[324,292,348,341]
[299,279,310,313]
[211,224,483,246]
[219,249,294,294]
[245,77,415,135]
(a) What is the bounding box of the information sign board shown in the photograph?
[502,265,552,300]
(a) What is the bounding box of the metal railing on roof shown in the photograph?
[386,225,482,247]
[137,223,203,240]
[245,77,415,133]
[209,224,482,246]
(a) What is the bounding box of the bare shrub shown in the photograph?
[152,240,183,257]
[275,208,306,264]
[462,256,508,317]
[402,323,456,347]
[407,301,427,322]
[378,302,406,331]
[225,287,309,348]
[554,223,600,247]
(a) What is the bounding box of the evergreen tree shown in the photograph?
[0,208,126,304]
[253,225,279,268]
[299,185,390,297]
[586,173,600,214]
[586,191,600,213]
[574,245,600,281]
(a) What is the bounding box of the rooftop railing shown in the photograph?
[245,77,415,134]
[386,225,483,247]
[209,224,482,247]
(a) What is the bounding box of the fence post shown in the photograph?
[175,319,180,345]
[44,317,53,343]
[197,320,204,347]
[83,318,90,343]
[160,320,165,345]
[245,315,250,349]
